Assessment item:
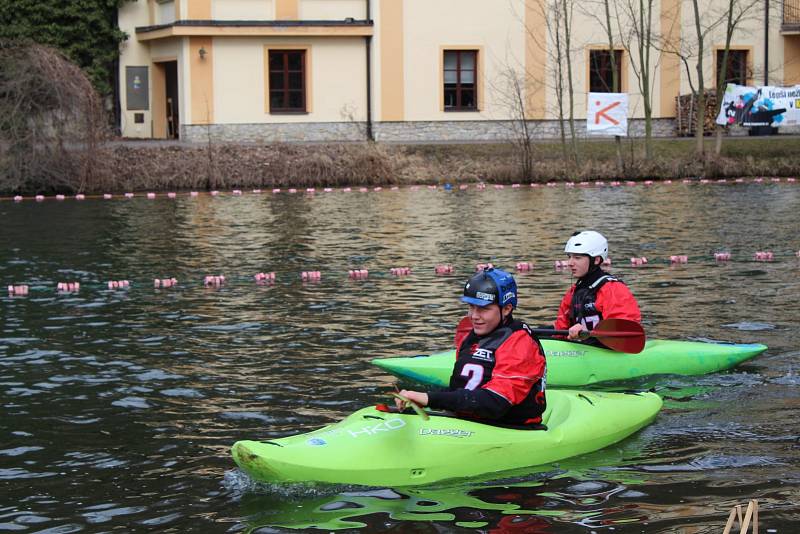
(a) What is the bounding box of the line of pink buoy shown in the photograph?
[7,251,797,297]
[3,176,799,202]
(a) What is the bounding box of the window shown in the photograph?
[589,50,623,93]
[717,50,748,86]
[444,50,477,111]
[268,50,306,112]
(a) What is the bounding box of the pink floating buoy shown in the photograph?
[530,183,540,188]
[459,184,469,190]
[754,177,764,183]
[390,186,399,191]
[147,192,156,199]
[554,260,569,270]
[717,179,727,183]
[734,178,745,183]
[771,178,781,183]
[578,181,590,187]
[700,179,710,184]
[154,278,177,288]
[475,262,494,272]
[56,194,66,200]
[252,189,262,194]
[210,190,219,196]
[203,275,226,287]
[323,188,333,192]
[305,188,316,193]
[390,267,412,276]
[669,255,688,264]
[511,183,521,189]
[630,257,648,266]
[75,194,85,200]
[232,190,242,196]
[13,195,23,202]
[625,181,636,186]
[348,269,369,280]
[35,195,44,202]
[373,187,382,192]
[565,182,575,188]
[272,188,281,193]
[57,281,80,292]
[190,191,199,197]
[476,183,486,190]
[714,252,731,261]
[609,181,621,187]
[664,179,673,184]
[288,188,298,194]
[8,285,29,296]
[107,280,130,289]
[787,177,796,183]
[409,185,420,191]
[595,181,606,186]
[254,272,276,284]
[434,264,454,275]
[753,251,774,261]
[103,193,113,200]
[643,180,653,185]
[515,261,533,272]
[342,187,352,192]
[682,179,692,184]
[428,185,437,190]
[359,187,368,193]
[167,192,177,198]
[301,271,321,281]
[124,192,134,198]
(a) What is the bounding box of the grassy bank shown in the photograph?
[3,136,799,194]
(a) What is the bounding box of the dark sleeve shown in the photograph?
[427,388,512,420]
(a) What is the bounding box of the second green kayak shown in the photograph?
[371,339,767,388]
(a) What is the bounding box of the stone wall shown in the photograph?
[182,118,679,143]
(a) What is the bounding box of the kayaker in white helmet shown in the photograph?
[395,268,547,428]
[556,230,641,342]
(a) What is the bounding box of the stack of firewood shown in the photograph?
[675,91,719,136]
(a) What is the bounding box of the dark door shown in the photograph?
[165,61,180,139]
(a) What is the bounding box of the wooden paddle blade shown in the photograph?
[455,316,472,348]
[590,318,646,353]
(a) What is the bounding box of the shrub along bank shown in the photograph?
[2,136,799,195]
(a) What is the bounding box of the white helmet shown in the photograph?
[564,231,608,260]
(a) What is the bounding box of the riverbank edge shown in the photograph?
[3,136,799,194]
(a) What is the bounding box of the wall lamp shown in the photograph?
[198,46,207,60]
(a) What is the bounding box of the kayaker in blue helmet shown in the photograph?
[395,268,547,427]
[555,230,641,342]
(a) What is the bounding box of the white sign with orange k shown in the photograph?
[587,93,629,136]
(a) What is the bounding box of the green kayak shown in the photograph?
[371,339,767,388]
[231,390,662,487]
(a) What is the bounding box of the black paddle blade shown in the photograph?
[591,318,646,353]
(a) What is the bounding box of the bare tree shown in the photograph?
[0,40,107,193]
[614,0,659,159]
[713,0,762,155]
[496,67,536,180]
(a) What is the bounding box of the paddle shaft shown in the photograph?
[531,328,642,339]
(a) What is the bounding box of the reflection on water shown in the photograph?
[1,182,799,532]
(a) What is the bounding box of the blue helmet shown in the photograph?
[460,268,518,309]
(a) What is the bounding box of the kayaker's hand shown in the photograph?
[567,324,588,340]
[394,390,429,411]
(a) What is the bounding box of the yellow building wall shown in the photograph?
[299,0,366,19]
[400,0,526,121]
[212,0,273,20]
[212,37,367,123]
[119,1,155,137]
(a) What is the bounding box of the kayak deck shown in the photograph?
[232,390,662,487]
[371,339,767,388]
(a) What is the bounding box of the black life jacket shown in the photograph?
[453,319,546,425]
[569,268,620,330]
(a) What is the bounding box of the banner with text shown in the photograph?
[716,83,800,127]
[587,93,628,136]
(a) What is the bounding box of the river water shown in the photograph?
[1,181,799,532]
